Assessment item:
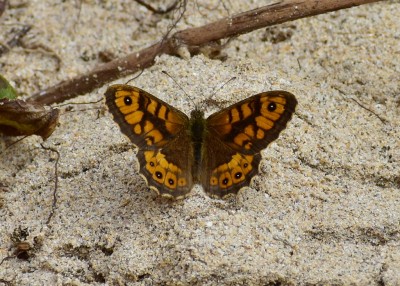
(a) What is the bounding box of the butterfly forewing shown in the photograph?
[201,91,297,198]
[105,85,188,149]
[105,84,194,198]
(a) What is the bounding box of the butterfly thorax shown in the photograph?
[189,109,206,181]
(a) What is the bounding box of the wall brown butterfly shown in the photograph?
[105,84,297,199]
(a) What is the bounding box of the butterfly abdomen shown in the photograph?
[189,110,207,181]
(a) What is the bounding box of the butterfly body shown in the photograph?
[105,84,297,199]
[188,110,206,181]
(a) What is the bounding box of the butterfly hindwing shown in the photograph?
[202,91,297,198]
[136,138,194,199]
[105,84,194,198]
[200,131,262,198]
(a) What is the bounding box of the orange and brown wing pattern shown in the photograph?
[105,84,194,198]
[200,133,262,198]
[136,145,194,199]
[105,84,188,149]
[202,91,297,198]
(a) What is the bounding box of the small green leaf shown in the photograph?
[0,74,18,99]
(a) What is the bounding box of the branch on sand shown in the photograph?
[27,0,381,105]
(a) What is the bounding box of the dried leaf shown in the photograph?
[0,99,60,140]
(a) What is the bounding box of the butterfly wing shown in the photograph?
[105,84,194,199]
[201,91,297,198]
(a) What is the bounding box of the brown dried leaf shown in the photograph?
[0,99,59,140]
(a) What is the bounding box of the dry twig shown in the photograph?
[27,0,381,106]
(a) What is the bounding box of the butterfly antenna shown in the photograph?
[199,76,236,110]
[212,76,236,98]
[161,70,196,107]
[125,69,144,85]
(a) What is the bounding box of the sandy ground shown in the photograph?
[0,0,399,285]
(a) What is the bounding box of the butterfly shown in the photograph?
[105,84,297,199]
